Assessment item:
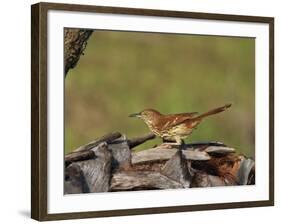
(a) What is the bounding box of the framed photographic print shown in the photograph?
[31,2,274,221]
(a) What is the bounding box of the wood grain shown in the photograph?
[161,150,192,187]
[71,143,112,192]
[110,171,183,191]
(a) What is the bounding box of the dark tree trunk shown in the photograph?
[64,28,93,76]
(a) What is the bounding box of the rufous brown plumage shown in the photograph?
[129,104,231,144]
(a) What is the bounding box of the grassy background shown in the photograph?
[65,30,255,157]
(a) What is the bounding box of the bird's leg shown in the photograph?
[161,142,179,148]
[162,138,170,143]
[161,137,182,149]
[161,138,172,147]
[175,136,184,145]
[176,137,186,150]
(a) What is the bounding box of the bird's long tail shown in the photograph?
[195,104,232,120]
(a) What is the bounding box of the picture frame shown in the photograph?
[31,2,274,221]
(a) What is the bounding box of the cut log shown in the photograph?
[161,150,192,188]
[63,132,255,193]
[182,149,211,161]
[191,172,228,187]
[184,141,226,148]
[132,145,211,165]
[131,147,178,165]
[191,153,239,178]
[110,171,183,191]
[108,135,131,170]
[73,132,121,152]
[64,163,89,194]
[237,157,255,185]
[127,133,156,148]
[72,143,112,192]
[247,167,255,185]
[204,146,235,154]
[65,148,95,166]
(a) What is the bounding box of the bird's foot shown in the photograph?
[160,142,181,149]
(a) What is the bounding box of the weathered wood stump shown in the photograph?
[64,133,255,194]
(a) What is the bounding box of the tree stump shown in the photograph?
[65,133,255,194]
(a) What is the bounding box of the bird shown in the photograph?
[129,104,232,145]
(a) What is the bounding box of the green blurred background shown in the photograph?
[65,30,255,157]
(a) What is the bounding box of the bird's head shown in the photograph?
[129,109,161,122]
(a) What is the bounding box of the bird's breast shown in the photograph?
[144,120,162,135]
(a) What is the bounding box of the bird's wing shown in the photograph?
[167,112,198,118]
[160,112,198,130]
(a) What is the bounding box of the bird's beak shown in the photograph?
[129,112,141,118]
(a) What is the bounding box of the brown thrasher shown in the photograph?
[129,104,231,145]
